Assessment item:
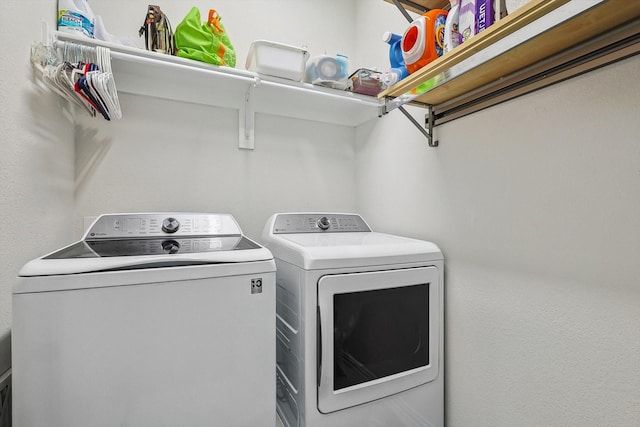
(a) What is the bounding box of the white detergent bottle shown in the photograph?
[58,0,95,38]
[444,0,461,53]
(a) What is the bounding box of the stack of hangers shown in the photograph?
[31,40,122,121]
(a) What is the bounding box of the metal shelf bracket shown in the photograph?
[397,105,439,147]
[239,76,261,150]
[391,0,417,23]
[380,98,438,148]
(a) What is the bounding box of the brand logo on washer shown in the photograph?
[251,278,263,294]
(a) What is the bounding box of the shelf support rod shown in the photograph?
[391,0,415,23]
[239,77,261,150]
[397,105,438,147]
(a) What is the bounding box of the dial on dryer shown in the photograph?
[317,216,331,230]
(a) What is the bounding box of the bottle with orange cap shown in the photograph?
[401,9,448,74]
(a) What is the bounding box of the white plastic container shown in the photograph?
[246,40,309,81]
[57,0,95,38]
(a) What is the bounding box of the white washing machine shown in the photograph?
[13,212,276,427]
[261,213,444,427]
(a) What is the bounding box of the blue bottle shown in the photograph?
[383,31,409,80]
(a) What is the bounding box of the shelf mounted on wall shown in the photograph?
[379,0,640,149]
[34,30,383,150]
[380,0,448,147]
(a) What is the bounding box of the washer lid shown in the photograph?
[18,212,273,277]
[43,235,259,259]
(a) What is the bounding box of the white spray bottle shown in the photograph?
[444,0,461,53]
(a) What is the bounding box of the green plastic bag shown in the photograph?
[175,8,236,67]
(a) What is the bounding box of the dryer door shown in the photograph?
[317,266,440,413]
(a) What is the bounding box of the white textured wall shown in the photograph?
[72,95,359,240]
[355,2,640,423]
[0,1,75,375]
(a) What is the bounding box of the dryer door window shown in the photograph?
[317,266,440,414]
[333,283,429,390]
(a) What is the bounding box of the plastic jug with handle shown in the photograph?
[58,0,96,38]
[401,9,448,74]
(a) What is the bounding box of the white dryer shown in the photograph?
[13,212,276,427]
[261,213,444,427]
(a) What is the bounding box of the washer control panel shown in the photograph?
[272,213,371,234]
[84,213,243,239]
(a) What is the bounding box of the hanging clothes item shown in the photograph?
[31,39,122,121]
[174,8,236,67]
[139,5,176,55]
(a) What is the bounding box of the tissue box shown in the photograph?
[476,0,493,33]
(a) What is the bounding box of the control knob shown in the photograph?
[162,217,180,234]
[317,216,331,230]
[161,240,180,254]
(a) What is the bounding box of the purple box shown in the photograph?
[476,0,493,33]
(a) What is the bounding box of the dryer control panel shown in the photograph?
[272,213,371,234]
[83,213,243,239]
